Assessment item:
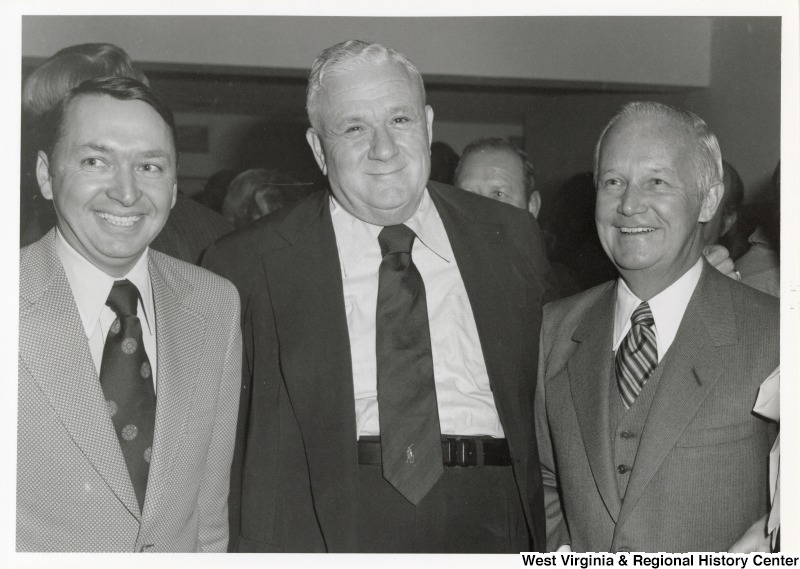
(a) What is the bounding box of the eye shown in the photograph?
[493,190,505,198]
[345,125,363,134]
[138,162,166,176]
[392,116,410,125]
[652,178,666,185]
[81,157,106,170]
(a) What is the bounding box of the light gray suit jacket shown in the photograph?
[17,229,242,552]
[535,261,778,552]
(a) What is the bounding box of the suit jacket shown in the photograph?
[203,181,558,552]
[535,261,779,552]
[17,229,242,552]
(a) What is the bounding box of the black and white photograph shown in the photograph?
[2,0,798,566]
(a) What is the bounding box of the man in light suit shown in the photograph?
[535,101,778,552]
[203,40,557,552]
[17,77,241,552]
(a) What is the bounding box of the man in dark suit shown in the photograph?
[203,39,557,553]
[535,102,778,552]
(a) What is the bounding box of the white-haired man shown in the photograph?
[535,102,778,552]
[204,39,558,552]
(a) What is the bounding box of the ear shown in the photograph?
[425,105,434,148]
[528,191,542,219]
[719,210,738,237]
[698,182,724,223]
[36,151,54,201]
[306,127,327,175]
[170,182,178,209]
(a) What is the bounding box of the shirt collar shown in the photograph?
[55,228,154,337]
[613,257,703,356]
[329,187,453,278]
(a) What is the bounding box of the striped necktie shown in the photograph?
[616,301,658,410]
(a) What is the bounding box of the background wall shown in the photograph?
[20,15,780,204]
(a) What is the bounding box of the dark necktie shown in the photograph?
[376,224,443,505]
[99,279,156,512]
[615,301,658,410]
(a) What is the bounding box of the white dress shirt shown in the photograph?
[330,189,504,439]
[612,258,703,362]
[56,229,158,390]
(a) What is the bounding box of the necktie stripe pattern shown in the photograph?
[616,301,658,410]
[376,224,443,505]
[99,279,156,512]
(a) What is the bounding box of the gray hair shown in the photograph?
[306,39,426,132]
[455,137,536,198]
[593,101,723,200]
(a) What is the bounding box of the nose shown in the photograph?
[367,126,399,162]
[617,183,646,216]
[107,167,141,207]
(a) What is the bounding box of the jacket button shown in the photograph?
[617,464,630,474]
[620,431,636,439]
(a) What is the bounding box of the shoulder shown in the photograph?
[429,180,533,228]
[150,250,240,316]
[544,280,614,325]
[20,230,58,303]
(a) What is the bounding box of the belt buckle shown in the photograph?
[443,437,476,467]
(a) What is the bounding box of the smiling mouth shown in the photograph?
[95,212,142,227]
[618,227,655,235]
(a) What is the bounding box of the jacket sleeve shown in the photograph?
[534,307,571,551]
[196,288,242,552]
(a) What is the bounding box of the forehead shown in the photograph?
[60,93,174,151]
[317,60,424,117]
[462,148,523,177]
[601,115,694,167]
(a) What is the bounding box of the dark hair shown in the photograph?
[38,76,177,163]
[721,160,744,216]
[455,137,536,198]
[23,43,149,118]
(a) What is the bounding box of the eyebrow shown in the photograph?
[76,143,172,161]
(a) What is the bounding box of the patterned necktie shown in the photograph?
[615,301,658,410]
[376,224,443,505]
[99,279,156,512]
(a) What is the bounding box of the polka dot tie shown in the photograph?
[615,301,658,410]
[100,279,155,512]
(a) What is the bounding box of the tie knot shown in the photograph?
[106,279,140,317]
[631,301,654,327]
[378,224,416,257]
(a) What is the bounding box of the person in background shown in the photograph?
[21,42,233,262]
[454,137,580,296]
[535,101,778,552]
[454,137,541,217]
[735,162,780,297]
[204,39,558,553]
[429,140,459,185]
[701,160,749,260]
[18,77,241,552]
[221,168,312,229]
[194,169,236,213]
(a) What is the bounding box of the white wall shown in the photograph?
[21,16,712,88]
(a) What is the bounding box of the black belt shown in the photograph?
[357,436,512,467]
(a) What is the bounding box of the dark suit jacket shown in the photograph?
[535,261,779,552]
[203,181,557,552]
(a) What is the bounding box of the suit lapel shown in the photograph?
[261,192,360,548]
[141,253,204,523]
[615,264,737,530]
[18,232,140,519]
[427,185,525,452]
[567,283,622,521]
